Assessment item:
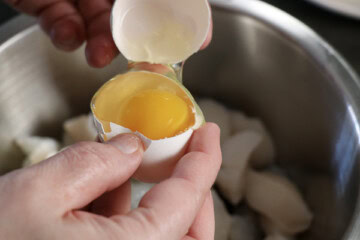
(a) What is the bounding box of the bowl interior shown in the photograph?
[0,3,359,240]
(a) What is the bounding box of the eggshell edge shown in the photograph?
[93,115,194,182]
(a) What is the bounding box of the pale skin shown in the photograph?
[4,0,213,68]
[0,123,222,239]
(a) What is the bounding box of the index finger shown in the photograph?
[111,123,222,240]
[5,0,66,15]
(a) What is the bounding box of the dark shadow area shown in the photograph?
[0,3,18,25]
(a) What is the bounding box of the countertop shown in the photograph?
[0,0,359,74]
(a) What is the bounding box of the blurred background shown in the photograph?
[0,0,359,75]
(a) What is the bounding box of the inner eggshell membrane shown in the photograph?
[92,71,195,140]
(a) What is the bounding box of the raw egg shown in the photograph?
[91,71,204,182]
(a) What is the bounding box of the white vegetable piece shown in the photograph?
[63,114,98,145]
[230,111,276,168]
[261,217,295,240]
[264,234,294,240]
[16,136,60,167]
[216,131,262,205]
[212,190,232,240]
[131,180,155,209]
[198,98,231,143]
[230,111,248,133]
[245,169,313,235]
[229,215,258,240]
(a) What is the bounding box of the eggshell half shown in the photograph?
[93,115,193,183]
[111,0,211,64]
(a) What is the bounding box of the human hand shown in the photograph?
[4,0,213,68]
[0,123,221,240]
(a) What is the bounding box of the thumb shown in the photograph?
[24,134,143,215]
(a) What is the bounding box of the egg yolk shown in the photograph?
[119,89,192,140]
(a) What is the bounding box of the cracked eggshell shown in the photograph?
[245,169,313,235]
[93,116,194,183]
[216,131,262,205]
[91,72,204,183]
[111,0,211,64]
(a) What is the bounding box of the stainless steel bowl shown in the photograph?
[1,0,360,239]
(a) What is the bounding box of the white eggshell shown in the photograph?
[15,136,60,167]
[111,0,210,64]
[63,114,97,145]
[245,169,313,235]
[216,131,262,205]
[230,111,276,168]
[94,116,193,183]
[199,98,231,143]
[212,190,232,240]
[229,215,258,240]
[131,180,155,209]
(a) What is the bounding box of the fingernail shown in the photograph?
[86,36,117,68]
[107,134,141,154]
[50,20,80,51]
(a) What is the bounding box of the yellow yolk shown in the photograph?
[92,71,196,140]
[119,89,192,140]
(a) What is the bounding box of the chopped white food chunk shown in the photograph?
[15,136,60,167]
[212,190,232,240]
[264,234,294,240]
[216,131,262,205]
[63,114,98,145]
[230,111,248,133]
[229,215,258,240]
[261,217,295,240]
[131,180,155,209]
[62,132,75,147]
[198,98,231,143]
[245,169,313,235]
[230,111,275,168]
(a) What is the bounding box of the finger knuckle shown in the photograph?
[185,151,213,163]
[63,141,117,170]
